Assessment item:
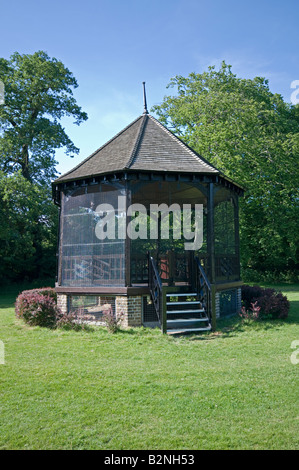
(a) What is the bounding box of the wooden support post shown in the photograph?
[233,196,241,280]
[208,182,217,330]
[125,181,131,287]
[56,205,61,285]
[58,196,64,286]
[207,182,215,284]
[157,211,161,266]
[168,250,174,286]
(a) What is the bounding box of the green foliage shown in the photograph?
[152,62,299,278]
[0,50,88,184]
[15,287,87,330]
[241,284,290,320]
[0,51,87,283]
[102,305,125,333]
[56,311,88,331]
[0,171,58,283]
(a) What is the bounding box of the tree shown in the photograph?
[0,171,58,283]
[0,51,87,284]
[152,63,299,279]
[0,51,88,183]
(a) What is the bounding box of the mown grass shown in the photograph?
[0,284,298,450]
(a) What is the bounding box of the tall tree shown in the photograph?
[0,51,88,183]
[152,63,299,279]
[0,171,58,282]
[0,51,87,283]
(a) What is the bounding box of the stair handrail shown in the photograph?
[148,253,164,330]
[195,257,212,323]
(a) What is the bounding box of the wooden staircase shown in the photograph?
[166,292,211,335]
[148,254,212,335]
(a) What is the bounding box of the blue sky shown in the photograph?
[0,0,298,177]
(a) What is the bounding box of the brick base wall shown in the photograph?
[115,295,142,327]
[57,294,68,314]
[56,293,143,328]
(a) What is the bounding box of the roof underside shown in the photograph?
[54,114,220,184]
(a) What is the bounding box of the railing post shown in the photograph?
[161,288,167,334]
[195,256,214,328]
[207,182,215,284]
[125,181,132,287]
[148,254,165,333]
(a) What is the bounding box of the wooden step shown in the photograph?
[166,301,200,306]
[167,318,209,324]
[167,326,212,335]
[166,293,197,297]
[167,309,205,315]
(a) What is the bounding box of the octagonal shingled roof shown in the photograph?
[54,113,220,184]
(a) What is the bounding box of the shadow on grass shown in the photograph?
[115,326,161,336]
[187,309,299,342]
[1,285,298,341]
[185,320,247,341]
[287,300,299,324]
[257,283,299,293]
[200,294,299,340]
[0,297,18,309]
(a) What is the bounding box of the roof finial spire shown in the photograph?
[142,82,149,114]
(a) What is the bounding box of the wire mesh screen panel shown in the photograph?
[219,289,237,317]
[214,188,239,281]
[130,180,207,285]
[143,296,159,323]
[59,183,126,287]
[69,295,115,322]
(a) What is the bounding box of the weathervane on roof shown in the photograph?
[142,82,149,115]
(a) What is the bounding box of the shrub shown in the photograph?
[242,267,299,284]
[56,309,86,331]
[101,304,124,333]
[254,291,290,320]
[239,301,261,321]
[15,288,60,328]
[17,287,57,302]
[241,285,289,320]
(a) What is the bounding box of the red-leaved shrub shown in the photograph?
[101,305,124,333]
[15,288,60,328]
[241,285,289,320]
[239,301,261,320]
[56,308,87,331]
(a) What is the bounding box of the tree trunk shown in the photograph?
[20,144,32,182]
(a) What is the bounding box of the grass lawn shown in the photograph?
[0,283,298,450]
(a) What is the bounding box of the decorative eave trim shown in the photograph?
[52,169,244,206]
